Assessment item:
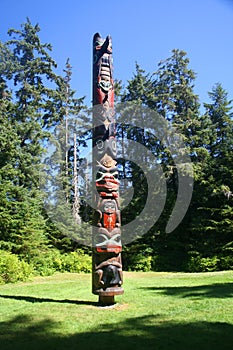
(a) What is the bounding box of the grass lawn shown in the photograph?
[0,271,233,350]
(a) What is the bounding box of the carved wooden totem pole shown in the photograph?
[92,33,124,305]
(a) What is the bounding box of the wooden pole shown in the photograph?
[92,33,123,305]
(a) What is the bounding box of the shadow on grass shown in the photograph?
[140,282,233,299]
[0,294,98,306]
[0,314,232,350]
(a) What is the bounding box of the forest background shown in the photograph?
[0,2,233,282]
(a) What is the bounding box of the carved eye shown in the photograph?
[95,39,103,47]
[96,140,104,150]
[111,140,116,151]
[96,171,105,182]
[110,171,118,179]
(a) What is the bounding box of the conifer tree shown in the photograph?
[0,19,78,258]
[191,84,233,265]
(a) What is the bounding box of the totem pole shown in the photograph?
[92,33,124,305]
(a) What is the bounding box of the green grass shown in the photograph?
[0,271,233,350]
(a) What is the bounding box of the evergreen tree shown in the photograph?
[190,84,233,266]
[119,65,154,232]
[0,77,18,250]
[152,50,202,150]
[204,83,233,160]
[144,50,202,269]
[0,19,76,258]
[0,75,47,258]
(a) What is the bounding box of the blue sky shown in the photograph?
[1,0,233,107]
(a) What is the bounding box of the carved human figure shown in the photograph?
[94,253,123,288]
[94,199,121,253]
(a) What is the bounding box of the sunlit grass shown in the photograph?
[0,271,233,349]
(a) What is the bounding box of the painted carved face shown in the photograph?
[94,37,104,49]
[96,155,119,192]
[103,201,116,214]
[96,168,119,193]
[95,138,117,159]
[93,33,112,51]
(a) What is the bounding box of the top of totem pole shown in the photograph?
[93,33,112,53]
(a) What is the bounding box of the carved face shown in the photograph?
[93,33,112,52]
[94,35,104,49]
[96,167,119,193]
[103,200,116,214]
[93,138,117,160]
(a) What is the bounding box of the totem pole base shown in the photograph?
[99,295,115,306]
[95,286,124,305]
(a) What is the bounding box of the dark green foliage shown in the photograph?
[187,83,233,268]
[122,243,153,272]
